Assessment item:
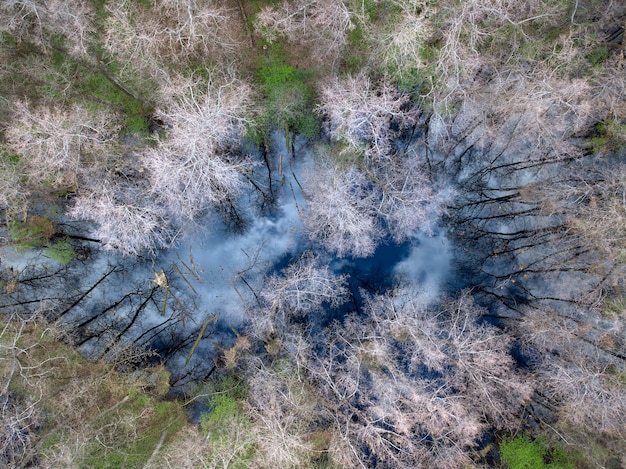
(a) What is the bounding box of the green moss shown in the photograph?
[344,44,367,72]
[155,401,172,418]
[353,0,385,22]
[51,49,66,68]
[268,81,319,136]
[605,121,626,144]
[41,83,66,102]
[315,141,364,170]
[88,0,109,18]
[77,67,154,134]
[347,24,365,48]
[545,27,563,43]
[189,63,212,81]
[201,394,239,433]
[132,393,150,409]
[343,23,373,74]
[397,66,432,96]
[39,433,62,457]
[83,416,184,468]
[10,216,55,249]
[47,33,67,50]
[418,43,437,62]
[80,71,119,104]
[588,135,610,154]
[44,238,75,264]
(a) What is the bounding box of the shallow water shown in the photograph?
[0,131,455,389]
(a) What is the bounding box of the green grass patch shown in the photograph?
[587,46,609,66]
[76,65,154,135]
[418,43,437,62]
[50,49,67,69]
[81,370,185,468]
[125,115,150,134]
[83,398,186,469]
[87,0,110,19]
[201,393,240,434]
[155,401,173,418]
[0,31,17,47]
[603,294,625,316]
[194,374,257,467]
[1,151,20,165]
[350,0,385,22]
[36,44,155,135]
[1,315,188,469]
[587,120,626,154]
[48,32,67,50]
[79,69,142,113]
[500,435,575,469]
[198,375,249,429]
[255,51,320,139]
[259,62,297,90]
[344,25,370,73]
[588,135,610,154]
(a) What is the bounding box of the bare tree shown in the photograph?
[249,252,349,339]
[0,0,95,54]
[301,146,449,254]
[518,303,626,445]
[141,73,254,222]
[365,290,532,429]
[423,0,570,111]
[244,286,531,468]
[298,288,524,468]
[0,313,45,468]
[568,164,626,272]
[103,0,241,77]
[261,252,348,316]
[68,177,173,256]
[317,75,417,160]
[302,161,383,258]
[370,155,452,242]
[438,293,533,428]
[378,1,435,85]
[0,157,29,215]
[245,360,318,468]
[484,72,592,161]
[4,101,118,189]
[542,355,626,438]
[254,0,353,69]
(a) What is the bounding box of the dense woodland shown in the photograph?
[1,0,626,467]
